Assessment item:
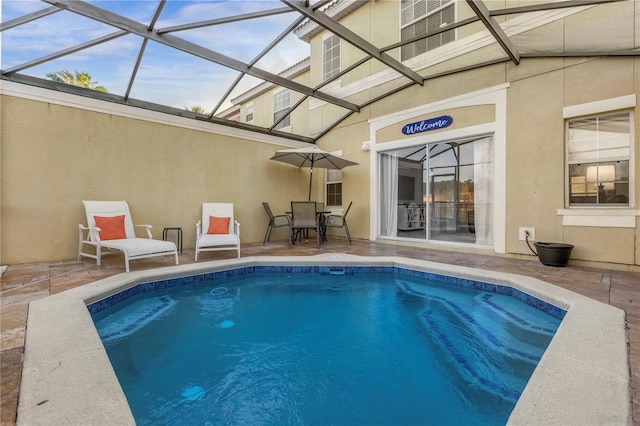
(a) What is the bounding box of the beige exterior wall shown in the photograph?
[314,117,372,241]
[0,93,312,264]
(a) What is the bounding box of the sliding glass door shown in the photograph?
[378,136,493,245]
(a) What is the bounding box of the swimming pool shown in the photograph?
[90,267,563,425]
[17,255,631,425]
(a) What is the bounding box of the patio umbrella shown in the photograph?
[270,146,359,201]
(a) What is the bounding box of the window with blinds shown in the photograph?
[400,0,455,61]
[245,103,253,124]
[323,35,340,82]
[567,111,632,205]
[273,90,291,129]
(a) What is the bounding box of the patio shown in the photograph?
[1,239,639,425]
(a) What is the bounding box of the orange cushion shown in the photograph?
[208,216,230,234]
[94,215,126,240]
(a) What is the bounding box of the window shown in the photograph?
[326,169,342,207]
[245,103,253,124]
[400,0,455,61]
[323,35,340,81]
[567,112,631,206]
[273,89,290,129]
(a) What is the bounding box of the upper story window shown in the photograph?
[273,89,291,130]
[245,103,253,124]
[400,0,455,61]
[323,34,340,81]
[567,111,632,206]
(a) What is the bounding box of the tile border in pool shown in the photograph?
[86,265,567,321]
[17,254,631,426]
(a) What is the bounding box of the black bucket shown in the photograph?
[528,241,574,267]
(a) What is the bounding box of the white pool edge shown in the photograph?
[17,254,632,425]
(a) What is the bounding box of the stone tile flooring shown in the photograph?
[2,239,639,425]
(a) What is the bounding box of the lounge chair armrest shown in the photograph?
[196,220,202,239]
[234,220,240,236]
[79,224,102,241]
[133,224,153,239]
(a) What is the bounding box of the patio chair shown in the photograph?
[262,202,292,248]
[324,201,353,244]
[195,203,240,261]
[290,201,321,246]
[78,200,179,273]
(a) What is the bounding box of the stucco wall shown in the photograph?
[0,94,313,264]
[315,117,371,241]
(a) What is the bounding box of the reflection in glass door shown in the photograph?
[378,136,493,245]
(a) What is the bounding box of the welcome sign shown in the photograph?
[402,115,453,135]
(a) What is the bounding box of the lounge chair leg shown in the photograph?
[344,223,352,245]
[263,225,272,245]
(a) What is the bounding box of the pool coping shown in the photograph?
[17,254,631,425]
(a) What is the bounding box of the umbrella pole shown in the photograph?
[308,166,313,201]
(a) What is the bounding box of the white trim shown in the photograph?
[272,86,288,96]
[367,84,508,253]
[294,0,366,41]
[563,94,636,118]
[369,83,509,131]
[0,80,307,148]
[557,209,640,228]
[321,32,334,42]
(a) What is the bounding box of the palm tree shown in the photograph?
[186,106,206,114]
[45,69,108,92]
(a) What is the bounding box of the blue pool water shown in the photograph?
[91,268,564,425]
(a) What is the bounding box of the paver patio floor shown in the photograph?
[2,239,638,425]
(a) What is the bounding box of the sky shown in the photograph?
[0,0,311,112]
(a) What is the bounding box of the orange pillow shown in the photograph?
[94,215,126,240]
[208,216,230,234]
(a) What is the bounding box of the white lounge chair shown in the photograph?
[78,200,179,272]
[195,203,240,261]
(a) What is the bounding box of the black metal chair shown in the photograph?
[324,201,353,244]
[262,202,292,248]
